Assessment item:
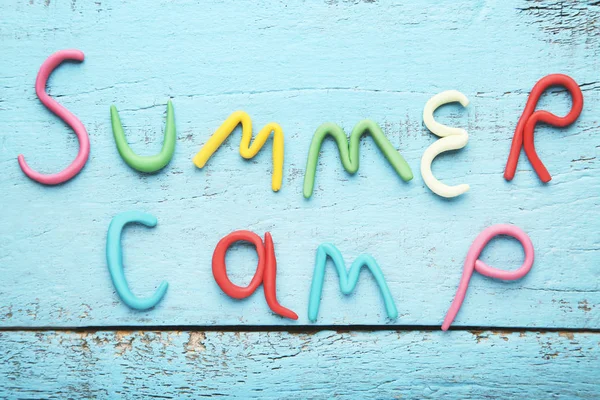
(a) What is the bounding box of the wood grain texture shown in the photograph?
[0,0,598,328]
[0,329,599,399]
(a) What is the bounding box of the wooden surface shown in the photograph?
[0,0,598,398]
[1,329,599,399]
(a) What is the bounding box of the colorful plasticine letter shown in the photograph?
[441,224,534,331]
[504,74,583,183]
[212,230,298,320]
[307,243,398,321]
[192,111,284,191]
[18,49,90,185]
[110,100,176,173]
[105,211,169,311]
[303,120,413,198]
[421,90,470,198]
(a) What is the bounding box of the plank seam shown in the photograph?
[0,325,598,333]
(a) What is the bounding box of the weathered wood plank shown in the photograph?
[0,0,598,328]
[0,329,598,399]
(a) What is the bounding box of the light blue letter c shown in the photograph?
[106,210,168,310]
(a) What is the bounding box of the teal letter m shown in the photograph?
[308,243,398,321]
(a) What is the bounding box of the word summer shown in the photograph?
[107,212,535,331]
[19,50,583,198]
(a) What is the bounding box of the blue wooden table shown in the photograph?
[0,0,598,398]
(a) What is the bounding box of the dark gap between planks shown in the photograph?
[0,325,598,333]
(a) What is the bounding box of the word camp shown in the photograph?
[106,213,535,331]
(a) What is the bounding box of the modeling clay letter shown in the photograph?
[421,90,470,198]
[442,224,534,331]
[18,49,90,185]
[110,100,176,173]
[193,111,284,191]
[212,230,297,320]
[105,211,169,310]
[303,120,413,198]
[504,74,583,183]
[308,243,398,321]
